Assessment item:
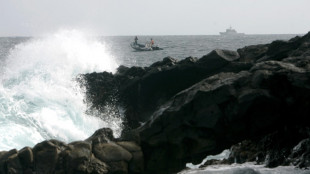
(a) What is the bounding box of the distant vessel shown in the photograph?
[220,27,245,36]
[130,42,163,51]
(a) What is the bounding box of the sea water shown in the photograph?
[0,30,306,173]
[0,30,122,150]
[180,150,310,174]
[180,163,310,174]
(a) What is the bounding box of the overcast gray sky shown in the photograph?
[1,0,309,36]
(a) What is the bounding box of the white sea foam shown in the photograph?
[180,162,310,174]
[0,29,122,150]
[181,150,310,174]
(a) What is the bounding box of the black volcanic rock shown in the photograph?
[290,138,310,168]
[265,35,309,61]
[75,31,310,174]
[2,32,310,174]
[150,56,178,68]
[0,128,144,174]
[86,127,115,144]
[137,58,310,173]
[197,49,240,67]
[237,44,269,63]
[82,49,251,129]
[215,127,310,168]
[79,71,120,112]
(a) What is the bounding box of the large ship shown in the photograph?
[220,27,245,36]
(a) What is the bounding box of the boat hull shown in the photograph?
[130,42,163,51]
[220,32,245,36]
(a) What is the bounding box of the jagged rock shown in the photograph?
[150,56,178,68]
[290,138,310,168]
[79,71,119,112]
[139,71,252,173]
[178,56,198,65]
[195,127,310,170]
[197,49,240,68]
[138,58,310,173]
[265,32,310,61]
[85,128,115,144]
[82,49,248,130]
[88,155,109,174]
[117,66,147,78]
[119,129,141,144]
[283,56,310,70]
[228,140,259,164]
[116,65,130,75]
[74,31,310,174]
[237,44,268,63]
[3,32,310,174]
[120,49,245,129]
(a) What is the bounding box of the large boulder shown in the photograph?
[237,44,269,63]
[55,141,104,174]
[197,49,240,68]
[18,147,33,173]
[0,128,144,174]
[93,143,132,162]
[33,140,66,173]
[6,153,23,174]
[117,142,144,174]
[82,49,248,129]
[0,149,18,173]
[290,138,310,168]
[138,59,310,173]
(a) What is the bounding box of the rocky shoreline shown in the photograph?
[1,32,310,174]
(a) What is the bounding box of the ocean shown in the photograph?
[102,34,298,67]
[0,30,307,173]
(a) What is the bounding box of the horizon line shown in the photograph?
[0,33,305,38]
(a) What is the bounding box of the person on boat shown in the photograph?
[150,38,154,47]
[134,36,138,45]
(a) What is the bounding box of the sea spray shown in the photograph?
[0,30,123,150]
[179,163,310,174]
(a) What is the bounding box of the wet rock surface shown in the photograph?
[0,128,144,174]
[82,31,310,174]
[2,32,310,174]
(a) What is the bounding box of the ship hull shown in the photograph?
[220,32,245,36]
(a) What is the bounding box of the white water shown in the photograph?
[180,163,310,174]
[185,150,231,169]
[181,150,310,174]
[0,30,123,150]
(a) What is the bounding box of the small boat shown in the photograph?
[130,42,163,51]
[220,27,245,36]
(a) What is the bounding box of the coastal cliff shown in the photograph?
[1,32,310,174]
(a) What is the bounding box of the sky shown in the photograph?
[0,0,310,36]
